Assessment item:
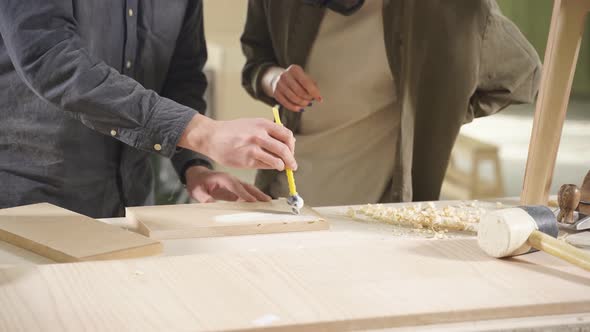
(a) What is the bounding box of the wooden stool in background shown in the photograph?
[522,0,590,205]
[442,134,505,200]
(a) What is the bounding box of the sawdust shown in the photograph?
[347,201,490,239]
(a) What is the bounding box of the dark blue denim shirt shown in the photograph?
[0,0,211,217]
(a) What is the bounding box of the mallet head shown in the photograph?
[477,206,558,258]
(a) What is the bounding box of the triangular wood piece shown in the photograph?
[0,203,162,263]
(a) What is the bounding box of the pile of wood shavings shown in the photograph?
[347,201,491,239]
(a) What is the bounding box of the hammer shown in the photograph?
[477,206,590,271]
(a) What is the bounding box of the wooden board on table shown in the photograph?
[126,199,328,240]
[0,239,589,331]
[0,203,162,263]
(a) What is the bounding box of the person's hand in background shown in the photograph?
[178,114,297,171]
[185,166,271,203]
[262,65,323,112]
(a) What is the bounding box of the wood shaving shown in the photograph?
[347,201,486,237]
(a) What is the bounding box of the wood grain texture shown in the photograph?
[127,199,328,240]
[0,203,162,263]
[521,0,590,205]
[0,239,589,331]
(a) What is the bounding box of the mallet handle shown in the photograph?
[527,230,590,272]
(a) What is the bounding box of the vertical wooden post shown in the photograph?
[521,0,590,205]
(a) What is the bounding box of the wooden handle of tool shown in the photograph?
[557,184,581,224]
[580,170,590,215]
[527,230,590,272]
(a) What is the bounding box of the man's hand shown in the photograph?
[178,114,297,171]
[185,166,271,203]
[262,65,323,112]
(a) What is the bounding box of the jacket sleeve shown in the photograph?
[241,0,279,107]
[468,1,542,121]
[159,0,213,182]
[0,0,196,158]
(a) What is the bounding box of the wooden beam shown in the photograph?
[521,0,590,205]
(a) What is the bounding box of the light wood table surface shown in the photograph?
[0,199,589,331]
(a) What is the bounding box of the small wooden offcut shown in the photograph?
[126,199,328,240]
[0,203,162,263]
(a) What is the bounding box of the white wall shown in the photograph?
[203,0,267,181]
[203,0,268,121]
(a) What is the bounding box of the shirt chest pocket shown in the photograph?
[137,0,186,43]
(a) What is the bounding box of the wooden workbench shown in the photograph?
[0,200,589,331]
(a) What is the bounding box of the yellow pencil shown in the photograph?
[272,105,304,214]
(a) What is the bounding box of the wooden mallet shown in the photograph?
[477,206,590,271]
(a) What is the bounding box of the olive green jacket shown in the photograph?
[241,0,541,202]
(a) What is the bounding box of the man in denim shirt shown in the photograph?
[0,0,297,217]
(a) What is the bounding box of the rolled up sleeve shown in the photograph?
[468,1,542,121]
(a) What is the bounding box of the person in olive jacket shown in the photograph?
[241,0,541,206]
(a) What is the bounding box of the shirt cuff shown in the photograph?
[110,97,197,158]
[253,62,279,107]
[171,148,213,184]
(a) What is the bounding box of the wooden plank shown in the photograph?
[521,0,590,205]
[0,203,162,263]
[0,239,588,331]
[126,199,328,240]
[377,312,590,332]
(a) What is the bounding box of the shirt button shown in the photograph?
[110,129,117,136]
[126,60,132,69]
[128,8,134,17]
[153,144,162,151]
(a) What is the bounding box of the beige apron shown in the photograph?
[270,0,400,206]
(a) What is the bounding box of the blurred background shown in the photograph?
[155,0,590,204]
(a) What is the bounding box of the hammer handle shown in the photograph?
[527,230,590,272]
